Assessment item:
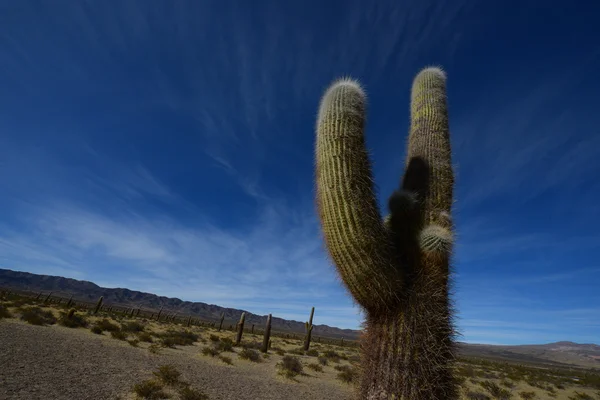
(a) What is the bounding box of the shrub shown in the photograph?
[336,365,357,384]
[58,311,88,328]
[288,347,305,356]
[121,321,145,332]
[128,339,140,347]
[479,380,512,399]
[178,386,208,400]
[110,330,127,341]
[275,348,285,356]
[0,305,12,319]
[160,330,199,346]
[323,350,341,363]
[93,319,120,332]
[137,331,154,343]
[318,356,328,366]
[148,343,162,354]
[218,355,233,365]
[217,338,234,352]
[519,392,536,400]
[238,348,261,362]
[278,355,303,378]
[568,393,594,400]
[307,363,324,372]
[466,391,491,400]
[132,379,169,400]
[91,325,103,334]
[201,346,220,357]
[20,307,57,326]
[209,334,220,342]
[153,364,181,386]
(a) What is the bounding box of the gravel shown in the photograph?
[0,319,354,400]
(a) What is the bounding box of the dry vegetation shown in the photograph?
[1,290,599,400]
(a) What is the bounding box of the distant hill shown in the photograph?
[0,268,359,340]
[1,268,598,369]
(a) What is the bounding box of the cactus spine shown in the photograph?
[315,67,457,399]
[93,296,103,314]
[303,306,315,351]
[261,314,272,353]
[218,312,225,331]
[235,312,246,345]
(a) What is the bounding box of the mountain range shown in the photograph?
[1,268,598,369]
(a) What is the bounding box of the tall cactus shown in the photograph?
[261,314,272,353]
[303,306,315,351]
[235,312,246,345]
[315,67,457,399]
[218,312,225,331]
[93,296,103,314]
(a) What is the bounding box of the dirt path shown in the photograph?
[0,319,354,400]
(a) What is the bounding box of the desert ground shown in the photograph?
[1,294,599,400]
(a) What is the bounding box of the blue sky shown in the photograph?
[1,0,599,345]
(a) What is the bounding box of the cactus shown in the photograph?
[315,67,457,399]
[67,308,75,319]
[66,295,73,308]
[35,291,42,301]
[218,312,225,331]
[44,292,53,304]
[261,314,272,353]
[303,307,315,351]
[156,306,163,321]
[186,315,192,328]
[93,296,103,314]
[235,312,246,345]
[136,308,141,317]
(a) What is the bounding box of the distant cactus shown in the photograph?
[67,308,75,319]
[93,296,103,314]
[136,308,141,317]
[44,292,53,304]
[315,67,457,398]
[218,312,225,332]
[66,295,73,308]
[261,314,272,353]
[156,306,163,321]
[303,307,315,351]
[186,315,192,328]
[35,292,42,301]
[235,312,246,345]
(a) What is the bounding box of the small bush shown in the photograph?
[278,355,303,378]
[238,348,261,362]
[153,364,181,386]
[91,325,103,334]
[160,330,199,346]
[323,350,341,363]
[275,348,285,356]
[519,392,536,400]
[128,339,140,347]
[288,347,305,356]
[306,349,319,357]
[217,338,234,352]
[178,386,208,400]
[218,355,233,365]
[148,343,162,354]
[0,305,12,319]
[58,311,88,328]
[209,334,220,342]
[568,393,594,400]
[110,330,127,341]
[336,365,357,384]
[318,356,328,366]
[121,321,145,332]
[201,346,220,357]
[132,379,170,400]
[479,380,512,399]
[466,391,491,400]
[93,319,120,332]
[20,307,57,326]
[307,363,324,372]
[137,331,154,343]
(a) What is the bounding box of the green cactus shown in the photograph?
[66,295,73,308]
[44,292,53,304]
[186,315,192,327]
[67,308,76,319]
[315,67,457,399]
[93,296,103,314]
[261,314,272,353]
[156,306,163,321]
[235,312,246,345]
[303,306,315,351]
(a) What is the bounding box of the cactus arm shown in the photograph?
[316,79,404,312]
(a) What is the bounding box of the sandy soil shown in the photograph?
[0,318,354,400]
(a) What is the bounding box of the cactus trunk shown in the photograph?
[156,306,163,321]
[93,296,103,314]
[303,306,315,351]
[66,295,73,308]
[315,68,457,399]
[235,312,246,345]
[261,314,272,353]
[218,313,224,331]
